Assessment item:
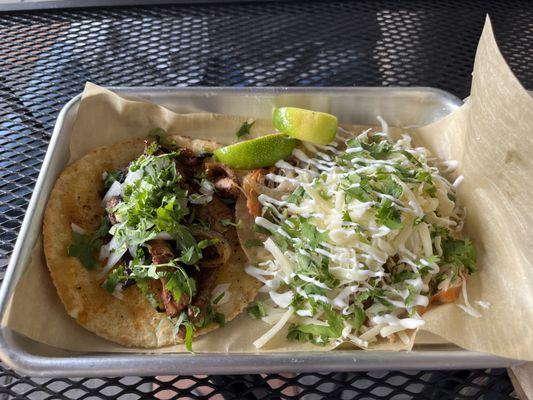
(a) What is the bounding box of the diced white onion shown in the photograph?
[101,180,122,207]
[71,223,87,235]
[211,283,231,306]
[269,290,293,308]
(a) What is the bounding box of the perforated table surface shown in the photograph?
[1,1,531,398]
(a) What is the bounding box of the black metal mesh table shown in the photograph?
[1,0,530,398]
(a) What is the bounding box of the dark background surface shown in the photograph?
[0,0,530,398]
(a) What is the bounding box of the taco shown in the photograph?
[235,124,476,350]
[43,133,261,348]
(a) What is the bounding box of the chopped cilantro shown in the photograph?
[68,218,110,269]
[361,139,393,159]
[342,210,352,223]
[400,150,423,167]
[375,198,402,229]
[220,218,241,228]
[150,128,182,151]
[196,304,225,329]
[300,221,329,248]
[102,265,126,293]
[287,304,343,345]
[415,169,433,184]
[347,305,365,330]
[343,176,373,203]
[392,270,419,283]
[104,170,123,189]
[414,216,425,225]
[177,245,202,265]
[247,301,267,319]
[236,120,255,138]
[442,237,477,274]
[184,322,195,352]
[376,175,403,198]
[405,286,416,307]
[164,267,197,303]
[346,138,361,148]
[356,290,372,303]
[319,190,333,200]
[425,184,437,197]
[287,186,306,205]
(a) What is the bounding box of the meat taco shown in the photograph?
[43,133,261,349]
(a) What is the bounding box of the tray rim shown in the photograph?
[0,86,523,377]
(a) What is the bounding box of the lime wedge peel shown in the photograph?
[273,107,338,145]
[213,133,298,170]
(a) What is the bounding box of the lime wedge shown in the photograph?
[273,107,338,145]
[213,133,297,170]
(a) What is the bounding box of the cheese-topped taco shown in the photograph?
[43,133,260,349]
[235,122,477,350]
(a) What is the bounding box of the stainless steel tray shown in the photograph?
[0,87,521,377]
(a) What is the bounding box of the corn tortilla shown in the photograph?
[43,135,261,348]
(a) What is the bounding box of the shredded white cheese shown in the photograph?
[246,118,475,347]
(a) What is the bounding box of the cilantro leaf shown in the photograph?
[319,190,333,200]
[155,196,190,234]
[150,128,182,152]
[176,238,221,265]
[375,198,402,229]
[286,186,306,205]
[300,221,329,248]
[392,270,419,283]
[135,279,161,309]
[104,170,124,189]
[344,177,373,203]
[442,237,477,274]
[220,218,232,226]
[236,120,255,138]
[287,304,343,345]
[405,286,416,307]
[247,301,267,319]
[376,175,403,198]
[68,234,100,269]
[184,322,195,352]
[400,150,423,167]
[415,169,433,184]
[94,217,111,238]
[177,246,202,265]
[356,290,372,303]
[102,265,126,293]
[68,218,110,269]
[347,305,365,330]
[361,140,393,159]
[220,218,241,228]
[174,225,197,251]
[164,268,197,302]
[195,303,225,329]
[346,138,361,148]
[294,253,338,290]
[342,210,352,223]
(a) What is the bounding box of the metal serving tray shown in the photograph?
[0,87,521,377]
